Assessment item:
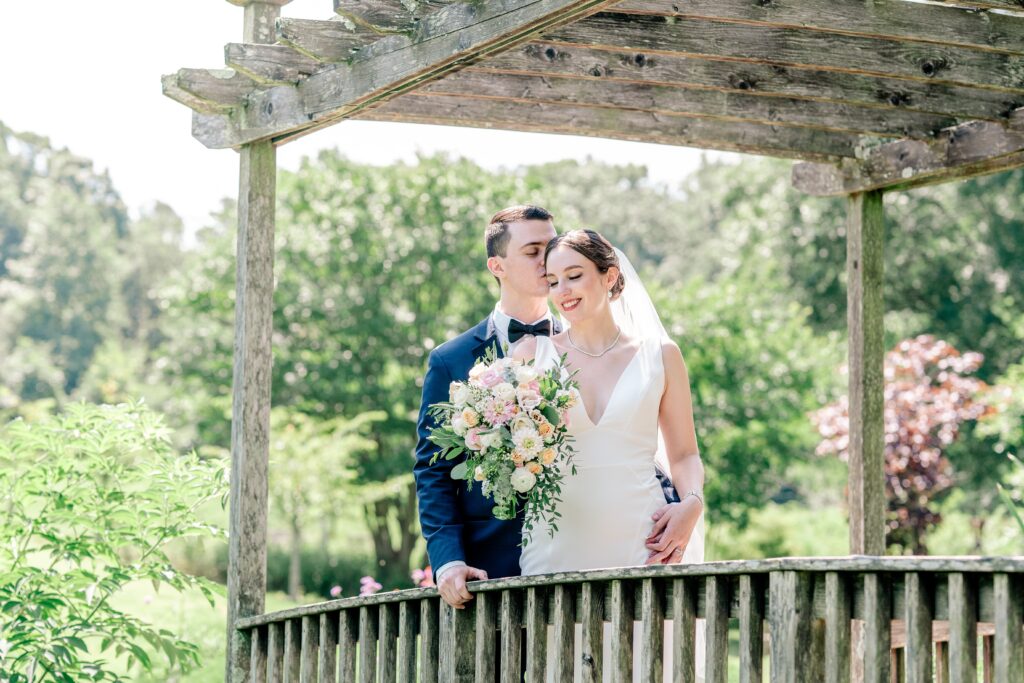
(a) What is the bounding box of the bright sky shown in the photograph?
[1,0,736,236]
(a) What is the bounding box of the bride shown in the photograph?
[512,229,705,680]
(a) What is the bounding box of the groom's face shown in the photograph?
[493,219,556,297]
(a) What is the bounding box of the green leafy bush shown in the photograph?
[0,402,228,682]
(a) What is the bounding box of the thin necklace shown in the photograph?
[567,326,622,358]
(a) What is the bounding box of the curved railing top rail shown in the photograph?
[235,554,1024,629]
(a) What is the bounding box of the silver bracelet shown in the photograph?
[681,489,704,507]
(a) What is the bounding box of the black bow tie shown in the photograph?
[507,318,552,343]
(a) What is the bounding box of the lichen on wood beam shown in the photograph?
[225,43,322,85]
[276,17,379,62]
[334,0,451,33]
[162,68,257,113]
[792,109,1024,194]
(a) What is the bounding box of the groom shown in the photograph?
[414,205,678,609]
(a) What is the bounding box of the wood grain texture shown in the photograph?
[552,584,576,682]
[377,603,398,683]
[396,601,418,683]
[610,580,634,683]
[543,13,1024,93]
[299,615,319,682]
[737,574,764,683]
[993,574,1024,683]
[284,619,302,682]
[334,0,451,32]
[276,18,378,62]
[948,573,978,682]
[862,574,892,683]
[268,622,285,683]
[363,93,861,161]
[640,579,664,683]
[475,591,498,683]
[317,613,338,683]
[704,576,730,683]
[419,69,956,138]
[526,587,547,682]
[420,599,440,683]
[250,626,268,683]
[580,582,604,683]
[769,571,815,683]
[500,590,523,683]
[904,573,934,683]
[358,606,378,683]
[473,41,1023,121]
[845,190,886,557]
[672,577,698,683]
[824,572,852,683]
[793,112,1024,195]
[614,0,1024,55]
[226,43,322,85]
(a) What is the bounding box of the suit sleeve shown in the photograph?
[413,349,466,570]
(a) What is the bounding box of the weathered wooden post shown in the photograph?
[224,2,290,681]
[846,189,886,556]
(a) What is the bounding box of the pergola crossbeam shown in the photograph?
[420,69,958,138]
[333,0,451,33]
[161,68,256,113]
[545,13,1024,94]
[614,0,1024,55]
[360,92,862,160]
[792,109,1024,194]
[225,43,322,85]
[276,17,379,62]
[193,0,625,148]
[474,42,1023,122]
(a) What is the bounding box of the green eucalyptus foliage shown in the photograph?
[0,402,228,682]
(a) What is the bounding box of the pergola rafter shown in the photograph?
[161,1,1024,678]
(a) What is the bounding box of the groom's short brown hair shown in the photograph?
[485,205,554,257]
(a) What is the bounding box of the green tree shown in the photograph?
[0,402,227,682]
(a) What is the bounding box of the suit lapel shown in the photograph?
[471,314,503,360]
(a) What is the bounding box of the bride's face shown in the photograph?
[545,246,618,322]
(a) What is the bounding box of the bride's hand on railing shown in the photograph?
[644,497,702,565]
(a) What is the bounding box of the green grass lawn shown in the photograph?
[109,582,307,682]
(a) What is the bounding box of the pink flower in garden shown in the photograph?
[360,576,382,596]
[330,585,343,598]
[411,566,435,588]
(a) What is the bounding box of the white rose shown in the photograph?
[510,467,537,493]
[451,415,468,436]
[451,383,471,406]
[474,466,486,482]
[517,388,542,410]
[493,382,516,403]
[479,430,502,451]
[515,364,539,384]
[510,415,534,434]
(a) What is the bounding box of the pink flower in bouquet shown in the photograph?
[330,585,343,598]
[479,366,503,388]
[360,576,382,596]
[483,398,516,425]
[465,427,485,451]
[517,387,542,410]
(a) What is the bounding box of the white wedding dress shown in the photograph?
[521,333,705,682]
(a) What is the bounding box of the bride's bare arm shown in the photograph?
[645,340,705,564]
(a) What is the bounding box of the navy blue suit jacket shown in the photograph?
[413,315,681,579]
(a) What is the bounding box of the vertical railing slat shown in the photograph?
[863,573,891,683]
[672,577,698,683]
[904,573,933,683]
[738,574,764,683]
[250,626,268,683]
[268,622,286,683]
[641,578,665,683]
[318,613,338,683]
[705,575,730,683]
[359,606,378,683]
[378,603,398,683]
[553,584,576,682]
[769,571,814,683]
[994,573,1024,683]
[500,590,523,683]
[299,615,319,683]
[935,641,950,683]
[285,619,302,682]
[475,591,498,683]
[338,611,358,683]
[825,572,851,683]
[442,598,476,682]
[526,586,548,682]
[581,582,604,683]
[610,579,634,683]
[397,601,418,683]
[420,599,440,683]
[948,572,978,683]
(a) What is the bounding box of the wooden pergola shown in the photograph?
[163,1,1024,680]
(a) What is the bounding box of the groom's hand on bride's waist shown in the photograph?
[438,564,489,609]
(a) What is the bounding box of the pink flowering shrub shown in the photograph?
[813,335,995,553]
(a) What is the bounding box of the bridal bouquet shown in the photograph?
[428,348,579,543]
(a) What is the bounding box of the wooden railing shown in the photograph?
[235,557,1024,682]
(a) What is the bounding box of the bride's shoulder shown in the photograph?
[660,338,689,376]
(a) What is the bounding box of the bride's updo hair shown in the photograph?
[544,229,626,300]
